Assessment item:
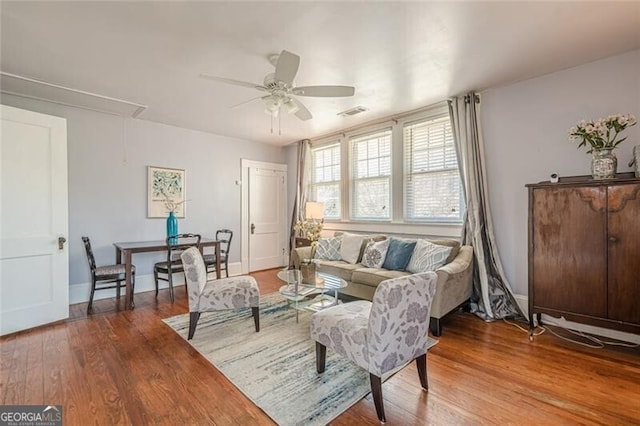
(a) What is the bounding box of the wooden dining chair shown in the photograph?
[153,233,201,302]
[204,228,233,278]
[82,236,136,314]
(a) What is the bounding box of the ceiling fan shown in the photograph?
[200,50,355,130]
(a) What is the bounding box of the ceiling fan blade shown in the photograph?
[292,98,312,121]
[200,73,268,92]
[230,95,265,109]
[275,50,300,86]
[292,85,355,97]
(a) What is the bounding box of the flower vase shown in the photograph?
[300,261,316,284]
[166,211,178,244]
[591,149,617,180]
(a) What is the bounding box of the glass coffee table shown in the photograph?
[277,269,348,322]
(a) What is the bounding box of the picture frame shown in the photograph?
[147,166,186,218]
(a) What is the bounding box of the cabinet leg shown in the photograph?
[528,312,535,341]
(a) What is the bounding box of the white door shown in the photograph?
[0,104,69,336]
[248,167,286,271]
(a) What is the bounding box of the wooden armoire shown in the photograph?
[526,173,640,335]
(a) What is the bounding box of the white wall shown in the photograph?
[0,94,285,291]
[481,49,640,297]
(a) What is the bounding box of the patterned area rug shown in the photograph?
[163,292,437,425]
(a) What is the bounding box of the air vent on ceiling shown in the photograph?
[0,71,147,117]
[337,106,368,117]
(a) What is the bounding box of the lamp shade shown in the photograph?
[305,201,324,220]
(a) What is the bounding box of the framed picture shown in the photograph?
[147,166,186,218]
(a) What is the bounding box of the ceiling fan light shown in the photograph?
[284,98,299,114]
[264,106,279,117]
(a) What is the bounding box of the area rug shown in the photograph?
[163,292,438,426]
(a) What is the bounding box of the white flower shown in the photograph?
[568,113,637,153]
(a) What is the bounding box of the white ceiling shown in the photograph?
[1,2,639,146]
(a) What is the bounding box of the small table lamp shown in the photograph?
[305,201,324,221]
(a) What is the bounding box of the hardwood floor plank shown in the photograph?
[0,333,20,405]
[1,268,638,425]
[23,329,44,404]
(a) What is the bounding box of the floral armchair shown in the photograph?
[310,272,438,423]
[180,247,260,340]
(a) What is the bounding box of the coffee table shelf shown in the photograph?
[276,269,348,322]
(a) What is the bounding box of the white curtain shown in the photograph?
[288,139,311,263]
[449,93,524,320]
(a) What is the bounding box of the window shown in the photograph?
[404,116,462,221]
[310,143,341,219]
[350,129,392,220]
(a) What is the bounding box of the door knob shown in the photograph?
[251,223,256,234]
[608,236,618,243]
[58,236,67,249]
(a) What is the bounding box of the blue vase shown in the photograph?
[166,211,178,244]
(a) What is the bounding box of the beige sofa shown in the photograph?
[292,236,473,336]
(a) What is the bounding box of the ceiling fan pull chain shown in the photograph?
[279,108,282,136]
[270,114,274,134]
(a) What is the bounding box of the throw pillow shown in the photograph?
[340,233,369,264]
[361,239,390,268]
[381,238,417,271]
[313,237,342,261]
[406,239,453,273]
[429,239,461,264]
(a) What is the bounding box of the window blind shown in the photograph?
[350,129,392,220]
[310,143,341,218]
[404,117,462,221]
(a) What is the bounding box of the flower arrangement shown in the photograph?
[568,114,637,153]
[294,219,323,260]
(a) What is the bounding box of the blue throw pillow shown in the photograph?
[381,238,416,271]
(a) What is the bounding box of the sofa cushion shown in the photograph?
[406,239,453,273]
[315,260,361,282]
[340,233,369,264]
[351,268,411,287]
[382,238,416,271]
[314,236,342,261]
[429,239,461,264]
[361,239,390,268]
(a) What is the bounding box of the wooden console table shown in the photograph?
[114,238,221,310]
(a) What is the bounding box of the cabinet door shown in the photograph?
[532,186,607,317]
[607,183,640,324]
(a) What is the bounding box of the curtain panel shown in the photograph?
[288,139,310,264]
[448,93,524,321]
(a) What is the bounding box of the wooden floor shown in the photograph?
[2,268,639,425]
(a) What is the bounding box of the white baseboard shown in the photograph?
[70,262,243,305]
[514,294,640,344]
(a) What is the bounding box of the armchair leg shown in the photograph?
[187,312,201,340]
[369,374,386,423]
[252,307,260,332]
[429,317,442,337]
[154,269,159,297]
[315,342,326,373]
[416,353,428,390]
[116,279,121,300]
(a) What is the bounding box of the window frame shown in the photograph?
[309,141,342,220]
[307,102,463,236]
[403,113,464,223]
[348,128,393,221]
